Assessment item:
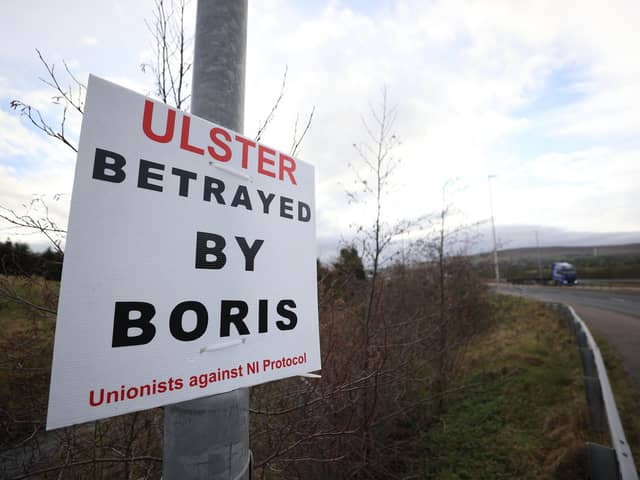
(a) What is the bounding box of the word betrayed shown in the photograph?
[93,148,311,222]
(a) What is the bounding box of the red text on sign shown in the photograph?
[142,100,298,185]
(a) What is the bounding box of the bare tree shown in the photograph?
[141,0,192,110]
[413,181,489,412]
[349,87,404,330]
[349,87,403,471]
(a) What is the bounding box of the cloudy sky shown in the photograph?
[1,0,639,259]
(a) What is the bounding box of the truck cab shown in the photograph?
[551,262,577,286]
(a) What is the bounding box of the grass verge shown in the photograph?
[418,294,594,479]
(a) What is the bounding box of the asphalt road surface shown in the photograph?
[496,284,640,390]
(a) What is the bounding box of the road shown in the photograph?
[496,284,640,390]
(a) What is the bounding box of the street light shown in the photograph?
[488,175,500,283]
[535,230,542,281]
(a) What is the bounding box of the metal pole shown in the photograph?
[535,230,542,281]
[488,175,500,283]
[163,1,250,479]
[190,0,247,131]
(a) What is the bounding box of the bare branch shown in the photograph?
[9,101,78,153]
[255,65,288,142]
[290,106,315,157]
[35,49,85,115]
[0,198,66,255]
[10,456,162,480]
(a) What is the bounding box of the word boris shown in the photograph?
[92,148,311,223]
[112,299,297,347]
[142,100,298,185]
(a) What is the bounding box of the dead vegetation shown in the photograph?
[0,242,491,479]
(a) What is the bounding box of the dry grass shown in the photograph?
[415,295,596,479]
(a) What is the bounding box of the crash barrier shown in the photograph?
[548,303,638,480]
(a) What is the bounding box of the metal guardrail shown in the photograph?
[549,302,638,480]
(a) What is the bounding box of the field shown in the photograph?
[0,276,57,450]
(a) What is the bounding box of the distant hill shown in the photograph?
[470,224,640,254]
[473,243,640,280]
[478,243,640,261]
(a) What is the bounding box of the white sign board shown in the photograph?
[47,75,320,430]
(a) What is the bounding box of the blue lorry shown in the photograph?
[551,262,577,285]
